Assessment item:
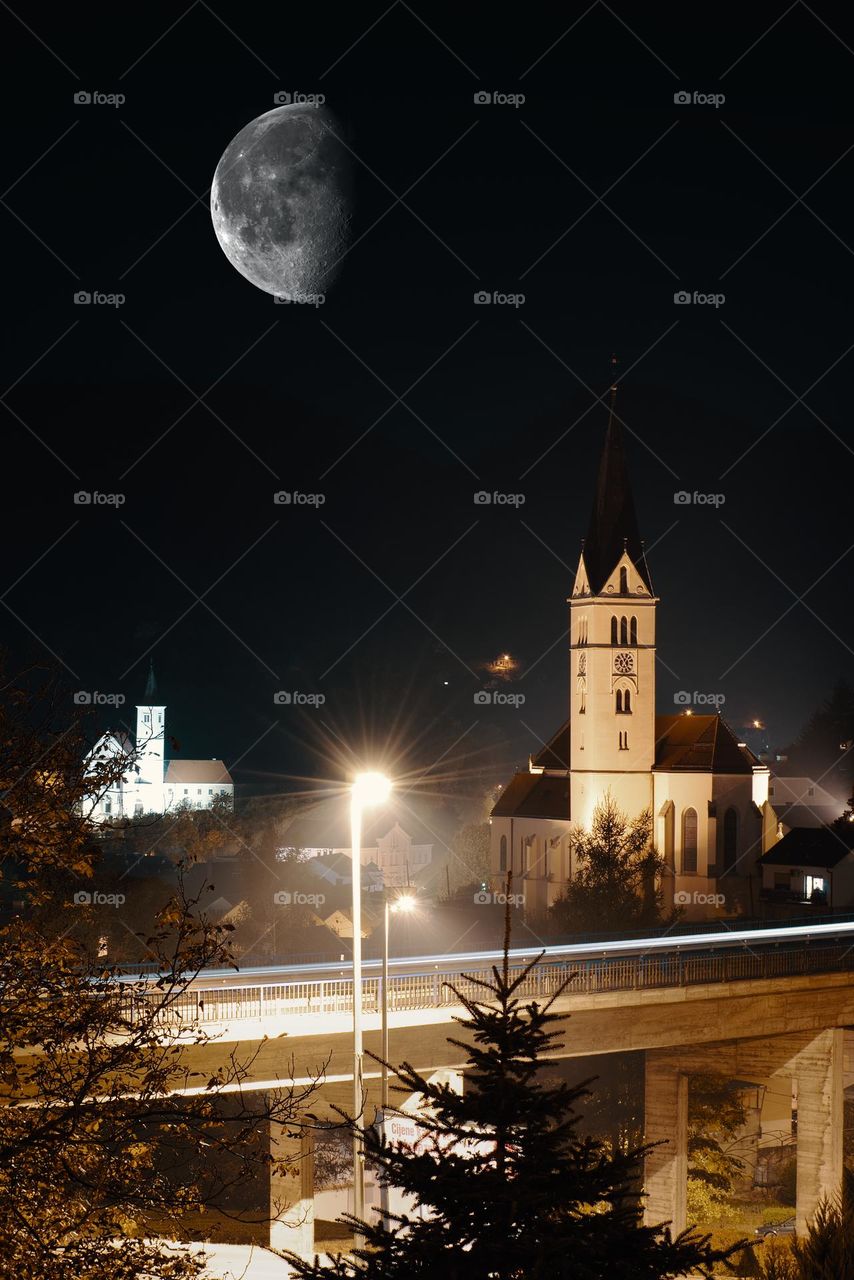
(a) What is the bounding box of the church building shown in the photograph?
[490,381,777,920]
[86,666,234,822]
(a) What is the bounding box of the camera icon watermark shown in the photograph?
[74,691,125,707]
[74,491,126,506]
[473,290,526,307]
[73,290,125,307]
[673,90,725,109]
[73,90,125,107]
[673,490,726,507]
[474,690,525,707]
[674,890,725,907]
[673,290,725,308]
[272,91,326,106]
[273,490,326,506]
[74,889,126,906]
[473,890,525,906]
[274,292,325,307]
[473,91,525,108]
[473,490,526,507]
[674,690,726,708]
[274,890,326,906]
[273,690,326,707]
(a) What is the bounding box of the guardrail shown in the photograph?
[135,937,854,1026]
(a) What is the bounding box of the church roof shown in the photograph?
[492,715,760,819]
[759,825,854,869]
[653,715,758,774]
[164,759,233,785]
[492,772,570,821]
[581,387,653,594]
[531,721,571,771]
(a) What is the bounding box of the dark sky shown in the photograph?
[2,3,853,799]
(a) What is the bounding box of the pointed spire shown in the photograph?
[582,357,653,595]
[144,659,158,703]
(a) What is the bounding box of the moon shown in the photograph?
[211,102,353,300]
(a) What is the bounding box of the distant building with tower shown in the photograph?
[86,664,233,822]
[490,376,779,920]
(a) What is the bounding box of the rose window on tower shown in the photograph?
[614,651,634,675]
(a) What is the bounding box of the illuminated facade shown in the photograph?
[490,384,775,920]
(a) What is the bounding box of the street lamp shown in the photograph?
[379,889,417,1232]
[381,892,417,1109]
[350,771,392,1246]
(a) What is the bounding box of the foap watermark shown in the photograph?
[473,290,526,307]
[675,890,726,907]
[273,91,326,106]
[673,490,725,507]
[674,290,725,308]
[74,691,125,707]
[74,290,126,307]
[74,890,126,906]
[473,490,525,507]
[274,691,326,707]
[74,491,126,506]
[674,690,726,708]
[474,890,525,906]
[473,91,526,108]
[474,691,525,707]
[274,292,325,307]
[73,90,125,107]
[274,490,325,506]
[673,90,725,109]
[274,891,325,906]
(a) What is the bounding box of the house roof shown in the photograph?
[164,759,233,785]
[759,825,854,869]
[653,715,758,774]
[581,387,653,595]
[492,772,570,821]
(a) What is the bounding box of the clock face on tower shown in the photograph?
[614,651,634,674]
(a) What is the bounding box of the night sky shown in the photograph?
[2,3,853,799]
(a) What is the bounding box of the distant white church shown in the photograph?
[490,380,778,919]
[87,665,234,822]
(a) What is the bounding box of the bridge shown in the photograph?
[133,920,854,1257]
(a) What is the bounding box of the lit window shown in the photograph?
[499,834,507,873]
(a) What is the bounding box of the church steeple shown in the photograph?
[144,659,158,703]
[581,364,652,596]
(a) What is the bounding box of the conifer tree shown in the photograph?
[287,895,741,1279]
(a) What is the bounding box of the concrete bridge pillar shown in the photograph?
[643,1055,687,1234]
[795,1028,844,1233]
[269,1121,315,1259]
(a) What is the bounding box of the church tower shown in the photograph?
[134,660,165,815]
[568,370,658,831]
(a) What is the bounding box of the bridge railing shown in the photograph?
[132,938,854,1027]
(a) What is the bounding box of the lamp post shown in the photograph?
[350,771,392,1248]
[379,889,416,1230]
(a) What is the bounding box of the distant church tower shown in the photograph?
[134,660,165,815]
[569,367,659,830]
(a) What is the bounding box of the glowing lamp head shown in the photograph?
[393,893,417,914]
[352,771,392,808]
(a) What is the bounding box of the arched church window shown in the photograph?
[619,567,628,594]
[723,807,738,873]
[620,616,628,645]
[630,616,638,645]
[499,835,507,872]
[682,808,698,873]
[618,731,629,750]
[624,689,632,713]
[610,616,618,645]
[615,690,623,714]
